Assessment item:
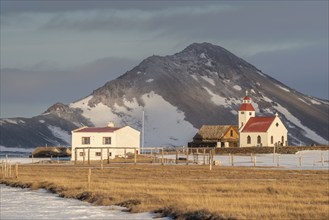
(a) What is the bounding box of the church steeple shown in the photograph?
[238,94,255,130]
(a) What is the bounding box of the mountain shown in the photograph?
[1,42,328,149]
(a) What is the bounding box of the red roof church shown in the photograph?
[238,95,288,147]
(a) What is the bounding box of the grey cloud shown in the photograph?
[1,57,138,114]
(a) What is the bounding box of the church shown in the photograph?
[238,95,288,147]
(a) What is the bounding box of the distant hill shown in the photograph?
[1,42,328,149]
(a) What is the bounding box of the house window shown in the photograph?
[241,111,245,114]
[79,152,85,156]
[247,136,251,144]
[95,152,101,156]
[257,136,261,144]
[276,123,279,127]
[271,136,274,144]
[249,112,252,115]
[230,130,233,137]
[103,137,112,145]
[82,137,90,145]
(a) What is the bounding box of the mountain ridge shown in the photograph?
[1,42,328,148]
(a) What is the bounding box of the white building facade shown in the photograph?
[239,96,288,147]
[71,123,140,161]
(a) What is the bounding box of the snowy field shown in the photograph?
[1,150,328,170]
[0,184,170,220]
[163,150,329,170]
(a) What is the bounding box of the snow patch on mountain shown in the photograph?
[47,125,71,144]
[273,103,328,144]
[70,92,196,146]
[203,87,226,106]
[200,76,215,86]
[233,85,242,91]
[276,84,290,92]
[146,79,154,83]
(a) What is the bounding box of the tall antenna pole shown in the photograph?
[142,110,145,154]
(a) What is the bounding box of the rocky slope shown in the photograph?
[1,43,328,149]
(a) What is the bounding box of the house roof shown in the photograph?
[239,103,255,111]
[193,125,238,141]
[74,127,122,133]
[241,116,275,132]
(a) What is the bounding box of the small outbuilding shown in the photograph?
[188,125,239,148]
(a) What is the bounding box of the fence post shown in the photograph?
[87,168,91,191]
[299,156,303,167]
[83,149,85,165]
[277,155,280,167]
[134,149,137,165]
[176,150,178,164]
[231,154,234,166]
[253,155,256,167]
[74,149,77,165]
[15,163,18,179]
[88,148,90,165]
[100,148,103,169]
[186,148,189,165]
[9,163,12,178]
[161,149,164,165]
[107,148,110,164]
[273,146,276,163]
[321,153,324,166]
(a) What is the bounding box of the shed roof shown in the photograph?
[241,116,275,132]
[193,125,237,141]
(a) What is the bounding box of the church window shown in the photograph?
[276,123,279,127]
[281,136,284,146]
[271,136,274,144]
[247,136,251,144]
[249,112,252,115]
[241,111,245,114]
[257,135,261,144]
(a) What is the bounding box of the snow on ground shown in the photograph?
[163,150,329,170]
[0,157,51,164]
[47,125,71,144]
[0,185,170,220]
[200,76,215,86]
[233,85,242,91]
[273,103,328,144]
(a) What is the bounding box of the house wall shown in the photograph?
[71,126,140,161]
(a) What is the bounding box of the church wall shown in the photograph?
[267,117,288,146]
[239,132,268,147]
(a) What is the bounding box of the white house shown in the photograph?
[239,96,288,147]
[71,122,140,161]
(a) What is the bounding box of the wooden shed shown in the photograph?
[188,125,239,148]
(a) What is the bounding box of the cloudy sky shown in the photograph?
[1,1,328,118]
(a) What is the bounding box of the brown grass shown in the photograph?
[1,163,328,220]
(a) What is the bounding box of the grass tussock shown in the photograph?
[1,163,329,220]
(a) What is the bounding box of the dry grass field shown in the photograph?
[1,162,328,220]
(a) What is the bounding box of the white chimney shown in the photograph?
[107,121,115,127]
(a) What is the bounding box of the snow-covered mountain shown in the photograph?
[1,43,328,148]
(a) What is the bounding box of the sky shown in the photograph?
[1,0,328,118]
